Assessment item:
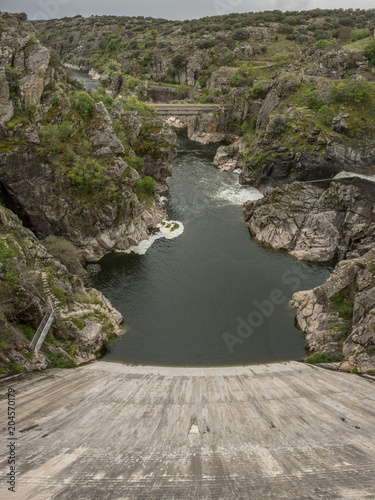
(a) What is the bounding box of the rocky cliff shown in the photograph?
[0,204,123,375]
[0,12,177,261]
[243,178,375,262]
[291,250,375,373]
[239,69,375,188]
[244,178,375,371]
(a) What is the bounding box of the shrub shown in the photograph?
[273,53,291,68]
[271,116,290,139]
[314,39,328,50]
[352,29,369,41]
[67,158,109,194]
[330,80,373,106]
[73,91,94,118]
[40,122,73,154]
[199,40,214,49]
[299,84,325,111]
[305,353,344,364]
[364,39,375,66]
[172,54,187,70]
[249,83,268,100]
[127,156,144,174]
[133,176,156,201]
[5,65,22,99]
[330,292,354,321]
[232,28,249,41]
[25,34,37,47]
[219,51,235,66]
[122,96,156,117]
[317,105,335,126]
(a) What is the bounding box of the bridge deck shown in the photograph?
[1,361,375,499]
[152,103,232,116]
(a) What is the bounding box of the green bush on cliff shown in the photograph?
[5,65,22,100]
[133,176,156,201]
[122,96,156,117]
[67,158,109,194]
[73,91,95,118]
[330,80,373,107]
[127,156,145,174]
[352,29,369,41]
[364,39,375,66]
[317,105,335,126]
[40,123,73,154]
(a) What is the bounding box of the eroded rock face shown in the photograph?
[87,102,125,156]
[239,71,375,188]
[213,141,245,172]
[305,49,367,79]
[188,108,237,144]
[243,178,375,262]
[290,250,375,372]
[0,12,50,122]
[0,205,123,373]
[0,150,166,261]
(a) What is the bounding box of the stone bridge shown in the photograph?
[152,103,232,118]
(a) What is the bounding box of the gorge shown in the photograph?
[1,8,375,498]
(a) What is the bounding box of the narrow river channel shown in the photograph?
[88,135,332,366]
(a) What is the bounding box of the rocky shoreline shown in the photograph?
[243,178,375,372]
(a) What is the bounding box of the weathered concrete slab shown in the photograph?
[1,361,375,499]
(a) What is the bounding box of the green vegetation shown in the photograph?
[127,156,145,174]
[330,292,354,321]
[133,176,157,201]
[364,39,375,66]
[271,116,290,139]
[317,105,335,126]
[40,122,73,154]
[305,353,345,364]
[122,96,156,117]
[314,39,328,50]
[5,65,22,100]
[73,91,94,118]
[330,80,373,107]
[352,29,369,41]
[16,324,35,341]
[296,83,325,111]
[67,158,109,194]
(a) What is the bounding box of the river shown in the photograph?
[88,135,331,366]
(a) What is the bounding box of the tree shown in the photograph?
[317,105,335,127]
[364,39,375,66]
[172,54,187,70]
[74,92,94,118]
[232,28,249,41]
[67,159,109,194]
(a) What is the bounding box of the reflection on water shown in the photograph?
[89,135,332,366]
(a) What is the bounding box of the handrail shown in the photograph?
[29,298,55,355]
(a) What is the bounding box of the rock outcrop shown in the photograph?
[0,204,123,374]
[0,13,177,261]
[239,70,375,188]
[188,108,237,144]
[243,178,375,262]
[290,250,375,373]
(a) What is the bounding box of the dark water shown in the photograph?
[65,68,100,91]
[89,135,331,366]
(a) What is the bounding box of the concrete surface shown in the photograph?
[1,361,375,499]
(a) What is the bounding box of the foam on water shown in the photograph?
[124,220,184,255]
